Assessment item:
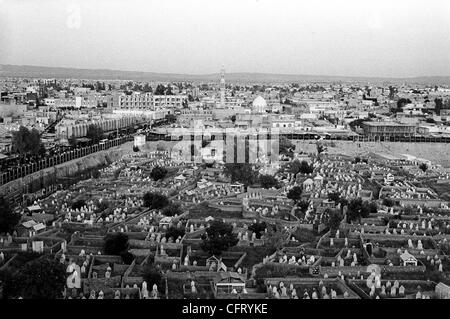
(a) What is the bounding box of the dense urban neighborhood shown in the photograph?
[1,71,450,300]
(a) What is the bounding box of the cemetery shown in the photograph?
[1,147,450,300]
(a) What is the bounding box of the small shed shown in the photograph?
[400,250,418,266]
[213,272,246,294]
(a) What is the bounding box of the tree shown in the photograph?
[0,268,21,299]
[223,163,258,187]
[316,143,327,159]
[86,124,103,144]
[133,145,140,152]
[248,222,267,239]
[346,199,377,223]
[150,166,168,181]
[289,159,313,178]
[201,220,238,255]
[165,226,185,241]
[91,169,101,179]
[349,118,369,131]
[68,135,77,147]
[347,198,363,222]
[326,208,343,233]
[259,174,279,189]
[0,197,21,234]
[287,186,302,203]
[16,255,66,299]
[279,136,295,157]
[419,163,428,172]
[142,265,163,291]
[71,200,86,210]
[327,192,341,203]
[120,251,134,264]
[297,200,310,213]
[230,115,236,123]
[382,198,394,207]
[299,160,314,175]
[162,203,182,216]
[11,126,43,155]
[435,98,443,115]
[103,233,129,255]
[265,223,286,251]
[143,83,152,93]
[165,114,177,123]
[396,98,412,111]
[288,159,301,178]
[143,192,170,210]
[154,84,166,95]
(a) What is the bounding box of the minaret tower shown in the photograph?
[220,66,225,108]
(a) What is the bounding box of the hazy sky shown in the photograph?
[1,0,450,77]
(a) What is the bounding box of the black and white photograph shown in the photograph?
[0,0,450,312]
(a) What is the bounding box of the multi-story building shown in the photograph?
[116,92,153,109]
[113,93,186,109]
[54,98,76,108]
[152,95,186,109]
[361,121,417,138]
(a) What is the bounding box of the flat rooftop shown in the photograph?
[362,121,415,127]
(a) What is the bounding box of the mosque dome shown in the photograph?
[252,96,267,112]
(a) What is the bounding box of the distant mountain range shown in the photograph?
[1,64,450,85]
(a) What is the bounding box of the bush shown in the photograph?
[0,268,21,299]
[71,200,86,210]
[0,197,21,234]
[15,255,66,299]
[201,220,238,255]
[327,192,341,203]
[86,124,103,144]
[248,222,267,239]
[259,175,279,189]
[223,163,258,186]
[96,200,109,213]
[346,199,377,222]
[289,160,314,177]
[255,264,312,283]
[162,203,182,216]
[165,227,185,241]
[92,169,101,179]
[382,198,394,207]
[120,251,135,264]
[103,233,129,256]
[419,163,428,172]
[142,265,163,291]
[326,209,343,232]
[143,192,170,210]
[292,228,316,244]
[297,200,310,213]
[287,186,302,203]
[150,166,168,181]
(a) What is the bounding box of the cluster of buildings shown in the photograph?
[1,128,450,299]
[1,71,450,300]
[2,71,450,156]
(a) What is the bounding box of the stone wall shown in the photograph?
[0,143,133,204]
